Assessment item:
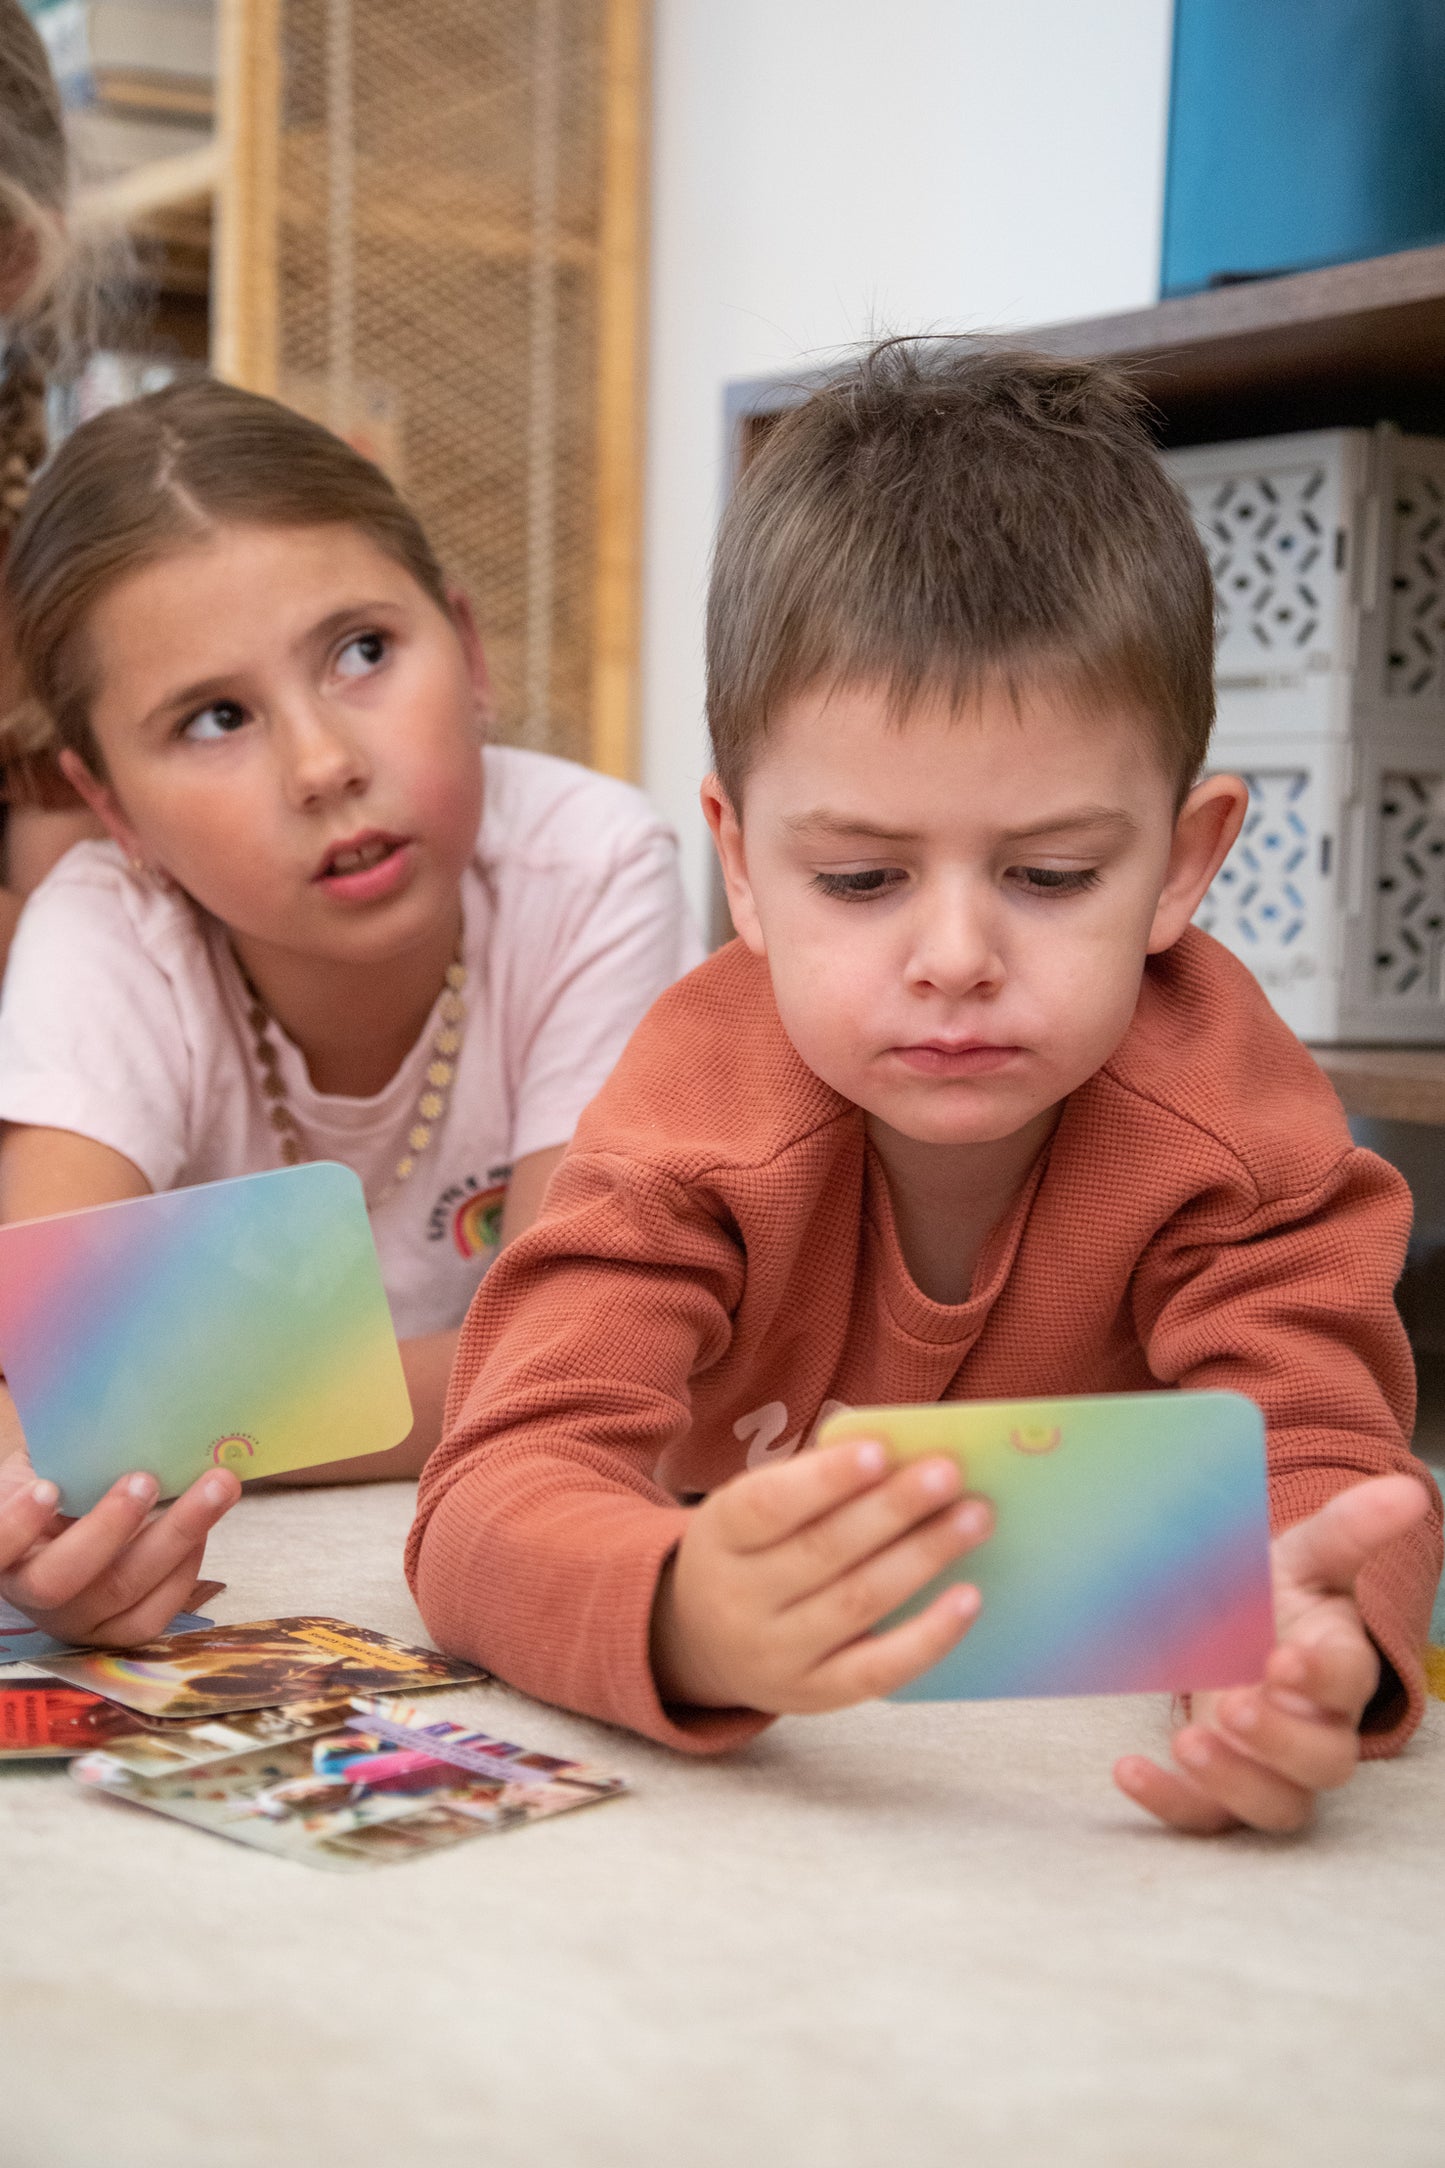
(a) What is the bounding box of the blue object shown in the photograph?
[1162,0,1445,296]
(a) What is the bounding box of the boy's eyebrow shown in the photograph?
[783,804,1139,844]
[999,806,1139,843]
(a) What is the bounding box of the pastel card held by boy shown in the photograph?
[409,340,1441,1838]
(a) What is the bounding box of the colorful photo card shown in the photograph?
[74,1697,628,1871]
[818,1390,1276,1701]
[0,1684,164,1761]
[39,1616,485,1720]
[0,1598,216,1668]
[0,1163,414,1513]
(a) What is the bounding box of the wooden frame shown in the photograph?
[589,0,651,779]
[213,0,281,395]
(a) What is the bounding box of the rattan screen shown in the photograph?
[272,0,607,764]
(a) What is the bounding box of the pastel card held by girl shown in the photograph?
[818,1391,1276,1701]
[0,1163,412,1511]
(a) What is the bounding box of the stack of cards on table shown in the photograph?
[1,1616,627,1871]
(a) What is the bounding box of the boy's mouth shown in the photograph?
[313,829,413,901]
[891,1039,1021,1077]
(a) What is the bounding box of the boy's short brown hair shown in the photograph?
[706,338,1215,805]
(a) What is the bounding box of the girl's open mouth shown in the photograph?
[314,831,414,902]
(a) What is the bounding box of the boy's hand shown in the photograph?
[651,1437,990,1714]
[0,1447,241,1648]
[1115,1473,1433,1835]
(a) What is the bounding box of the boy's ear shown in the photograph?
[700,773,765,955]
[1146,772,1250,955]
[56,748,145,863]
[445,587,494,735]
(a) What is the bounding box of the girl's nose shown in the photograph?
[277,701,369,806]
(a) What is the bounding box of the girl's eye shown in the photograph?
[336,630,388,678]
[181,701,247,742]
[1010,865,1102,895]
[811,867,907,901]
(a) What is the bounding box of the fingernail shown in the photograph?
[201,1474,233,1506]
[952,1501,989,1540]
[854,1441,886,1475]
[29,1478,57,1508]
[919,1459,959,1499]
[948,1583,980,1620]
[1175,1733,1211,1769]
[124,1474,158,1504]
[1224,1694,1257,1732]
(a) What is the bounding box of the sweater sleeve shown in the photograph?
[1132,1136,1441,1756]
[406,1149,771,1752]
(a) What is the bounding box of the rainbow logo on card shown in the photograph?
[0,1164,412,1512]
[819,1392,1275,1700]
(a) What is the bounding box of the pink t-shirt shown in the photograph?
[0,746,703,1337]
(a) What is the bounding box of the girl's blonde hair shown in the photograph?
[0,0,96,533]
[6,375,451,771]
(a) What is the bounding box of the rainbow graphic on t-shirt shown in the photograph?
[453,1182,507,1259]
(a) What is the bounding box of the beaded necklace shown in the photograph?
[239,951,467,1212]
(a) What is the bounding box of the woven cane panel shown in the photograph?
[1183,464,1330,670]
[1196,768,1313,956]
[1374,771,1445,1001]
[275,0,605,762]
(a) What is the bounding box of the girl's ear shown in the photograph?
[56,748,145,863]
[700,773,765,955]
[1146,772,1249,955]
[446,588,494,735]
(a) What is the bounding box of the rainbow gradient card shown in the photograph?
[0,1164,413,1512]
[818,1392,1275,1700]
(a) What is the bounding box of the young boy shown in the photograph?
[408,342,1441,1835]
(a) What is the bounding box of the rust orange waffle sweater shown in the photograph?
[408,929,1442,1755]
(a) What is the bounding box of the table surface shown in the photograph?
[1312,1044,1445,1127]
[3,1482,1442,2168]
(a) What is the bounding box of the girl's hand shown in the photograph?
[0,1447,241,1648]
[650,1437,991,1714]
[1114,1474,1433,1835]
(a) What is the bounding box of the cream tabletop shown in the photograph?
[3,1481,1442,2168]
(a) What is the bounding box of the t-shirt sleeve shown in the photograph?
[0,868,193,1190]
[505,821,705,1165]
[1133,1137,1442,1758]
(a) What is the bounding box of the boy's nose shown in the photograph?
[906,893,1005,997]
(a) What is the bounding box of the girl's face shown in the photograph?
[66,521,487,968]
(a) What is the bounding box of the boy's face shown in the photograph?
[704,678,1245,1150]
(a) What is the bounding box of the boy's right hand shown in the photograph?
[0,1449,241,1648]
[650,1437,989,1713]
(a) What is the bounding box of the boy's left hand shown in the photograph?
[1115,1473,1433,1835]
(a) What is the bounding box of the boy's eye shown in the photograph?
[811,867,907,901]
[1009,865,1102,895]
[181,700,248,742]
[336,630,388,678]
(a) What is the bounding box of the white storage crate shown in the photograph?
[1169,425,1445,1043]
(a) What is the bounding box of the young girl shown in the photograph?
[0,0,108,963]
[0,377,700,1645]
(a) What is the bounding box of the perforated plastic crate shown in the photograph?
[1168,426,1445,1043]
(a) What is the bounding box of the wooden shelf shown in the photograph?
[731,241,1445,448]
[74,141,220,228]
[1311,1046,1445,1127]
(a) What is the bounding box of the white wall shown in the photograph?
[641,0,1176,919]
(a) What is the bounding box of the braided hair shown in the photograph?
[0,0,73,546]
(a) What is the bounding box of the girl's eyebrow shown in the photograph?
[137,600,404,729]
